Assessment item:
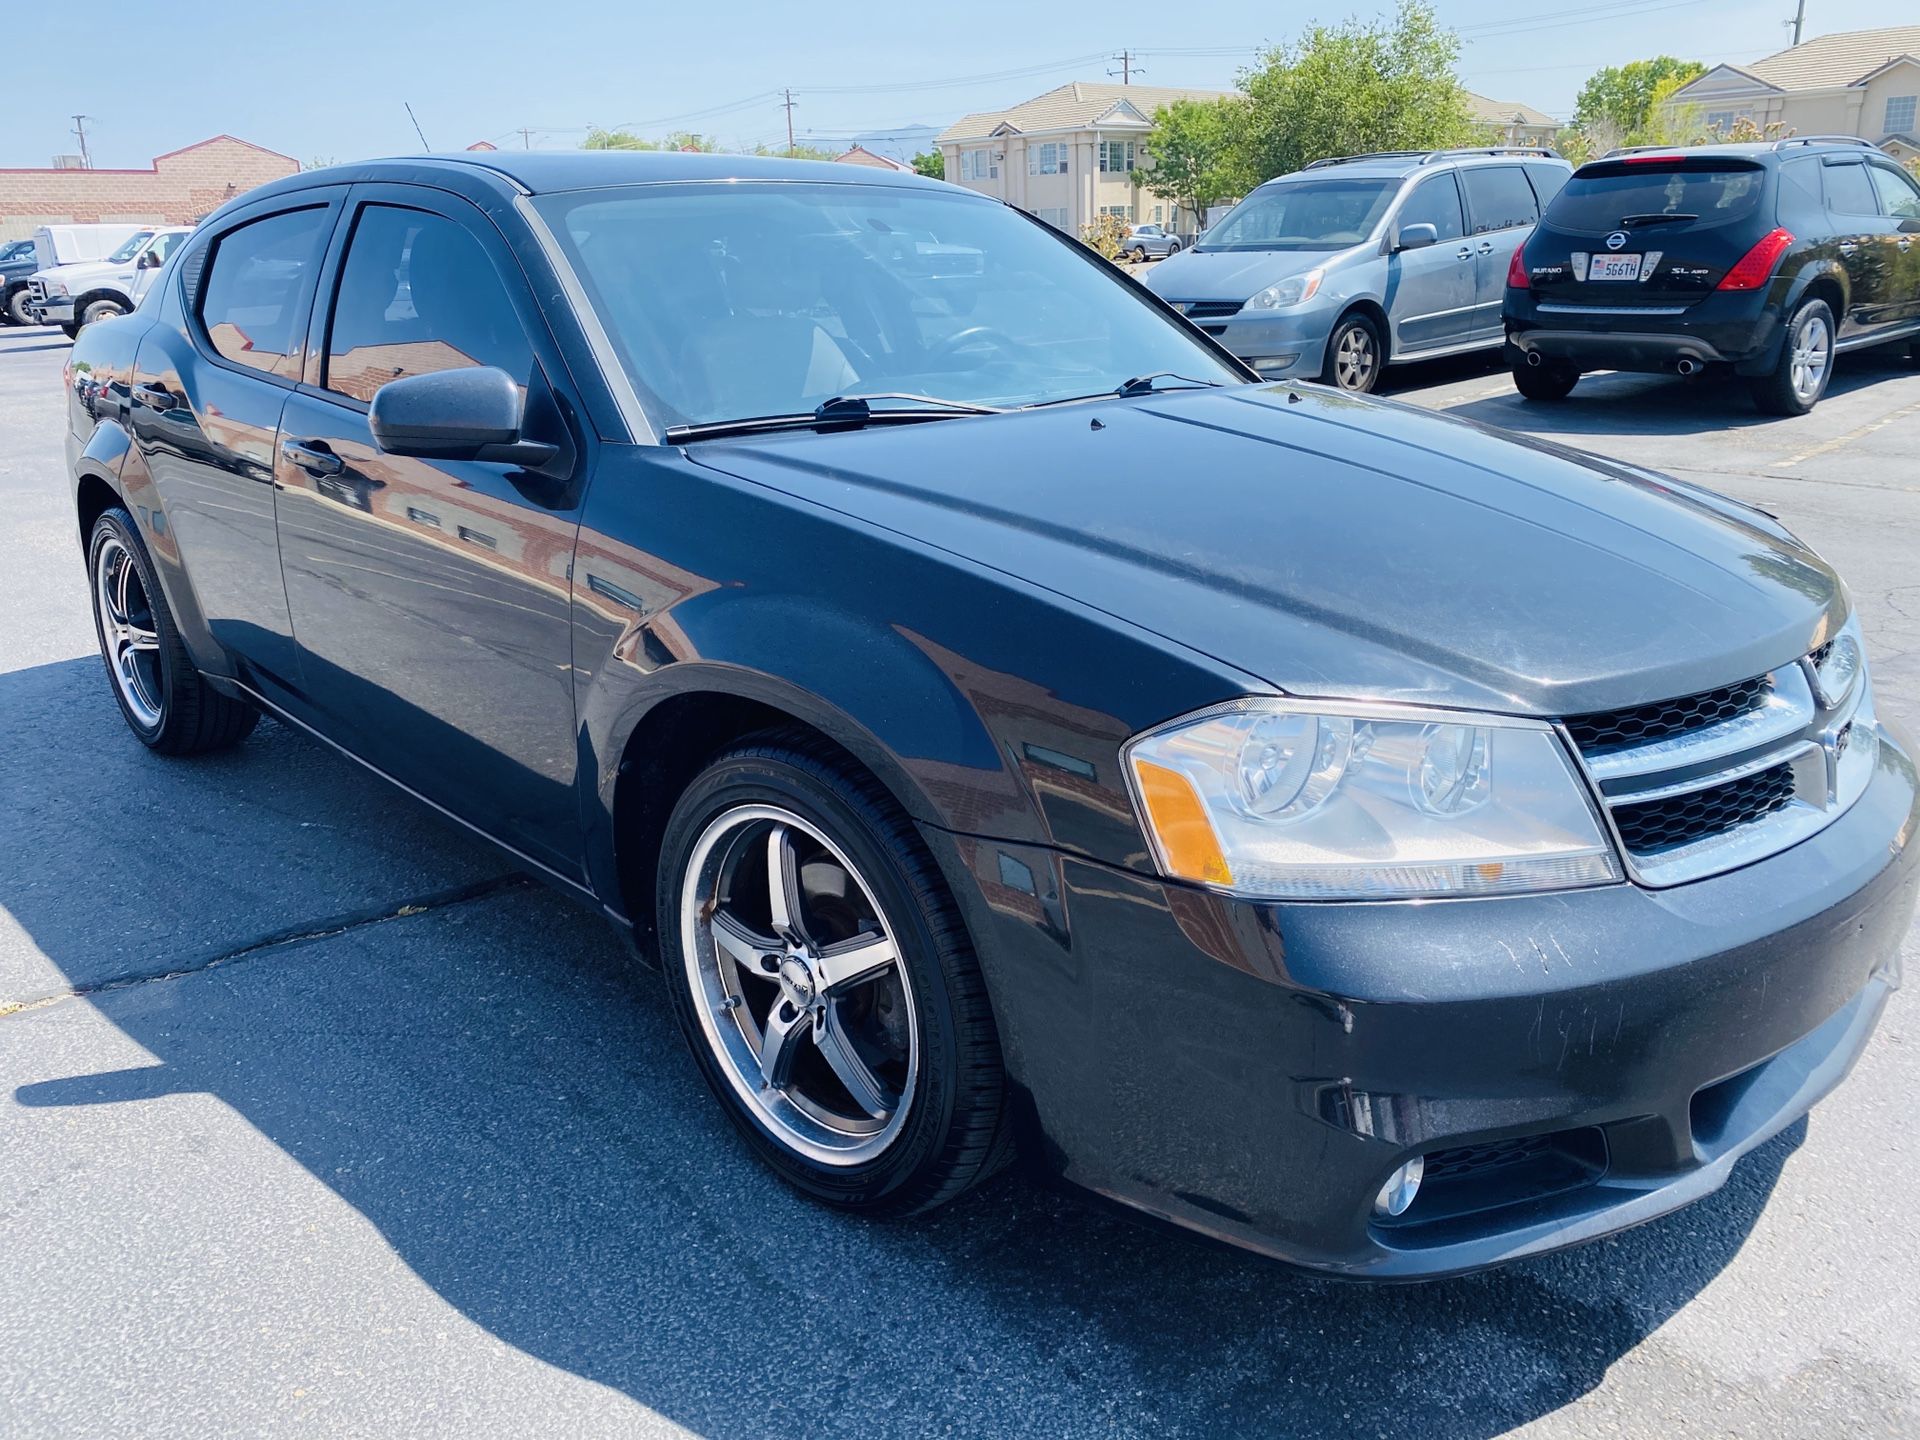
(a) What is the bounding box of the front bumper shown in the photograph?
[26,297,75,325]
[927,719,1918,1280]
[1505,289,1783,376]
[1170,300,1336,378]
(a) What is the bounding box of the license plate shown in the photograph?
[1589,254,1642,281]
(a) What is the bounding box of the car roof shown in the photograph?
[284,150,954,198]
[1589,138,1887,166]
[1262,150,1568,187]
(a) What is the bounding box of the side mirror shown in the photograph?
[369,366,557,467]
[1396,223,1439,252]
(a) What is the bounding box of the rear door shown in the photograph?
[273,185,589,878]
[1820,156,1894,339]
[127,192,343,694]
[1526,157,1772,314]
[1458,164,1540,340]
[1385,171,1475,352]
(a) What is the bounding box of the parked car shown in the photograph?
[63,152,1917,1280]
[1145,147,1571,391]
[3,245,41,326]
[1120,223,1182,261]
[28,222,150,272]
[25,226,192,336]
[1505,137,1920,413]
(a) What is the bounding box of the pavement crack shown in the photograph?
[0,873,530,1019]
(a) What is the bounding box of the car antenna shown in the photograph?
[405,102,432,153]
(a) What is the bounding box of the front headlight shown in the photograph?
[47,280,69,298]
[1242,269,1324,312]
[1125,699,1622,899]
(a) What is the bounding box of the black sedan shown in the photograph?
[62,153,1918,1279]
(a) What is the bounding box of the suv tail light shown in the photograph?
[1717,228,1794,291]
[1506,247,1530,290]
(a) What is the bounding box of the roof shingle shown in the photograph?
[1739,25,1920,90]
[937,82,1236,145]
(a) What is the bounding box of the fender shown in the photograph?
[1735,259,1851,376]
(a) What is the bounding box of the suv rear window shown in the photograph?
[1545,163,1765,234]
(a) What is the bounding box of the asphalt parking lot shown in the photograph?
[2,320,1918,1438]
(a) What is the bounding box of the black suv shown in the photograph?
[1504,137,1920,413]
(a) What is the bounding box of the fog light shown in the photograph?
[1373,1156,1424,1217]
[1249,354,1301,374]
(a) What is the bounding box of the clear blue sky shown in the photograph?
[4,0,1913,168]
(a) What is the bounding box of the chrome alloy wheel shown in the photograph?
[1790,312,1831,402]
[93,534,163,729]
[1332,322,1377,391]
[680,804,919,1164]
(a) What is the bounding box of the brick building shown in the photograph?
[0,136,299,242]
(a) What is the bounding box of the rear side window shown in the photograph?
[1820,160,1879,216]
[1543,164,1764,234]
[1396,173,1464,241]
[199,207,331,379]
[323,205,533,405]
[1523,163,1570,207]
[1460,166,1539,233]
[1867,163,1920,220]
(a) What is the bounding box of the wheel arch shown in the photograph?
[1784,261,1847,320]
[71,287,134,321]
[1335,296,1393,366]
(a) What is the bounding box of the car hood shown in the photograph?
[1145,245,1356,302]
[35,259,127,286]
[688,384,1841,717]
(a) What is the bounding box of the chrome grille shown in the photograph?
[1564,637,1877,887]
[28,278,47,303]
[1174,301,1240,320]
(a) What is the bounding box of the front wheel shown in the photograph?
[3,286,32,326]
[1509,356,1579,401]
[87,507,259,754]
[657,735,1012,1216]
[1750,298,1834,416]
[1321,312,1384,394]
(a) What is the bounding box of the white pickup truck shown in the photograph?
[25,226,192,337]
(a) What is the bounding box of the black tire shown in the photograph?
[1749,297,1835,416]
[656,732,1012,1217]
[60,322,81,341]
[79,296,127,329]
[1510,357,1580,401]
[86,506,259,755]
[1321,311,1385,394]
[3,285,32,327]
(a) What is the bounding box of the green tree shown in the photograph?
[1570,57,1705,144]
[912,149,945,180]
[1230,1,1475,181]
[583,127,720,152]
[1135,98,1246,232]
[752,142,841,162]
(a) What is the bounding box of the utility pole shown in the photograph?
[782,88,797,156]
[517,127,535,149]
[71,115,93,169]
[1107,51,1143,84]
[1787,0,1806,45]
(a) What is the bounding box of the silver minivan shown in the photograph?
[1145,148,1571,393]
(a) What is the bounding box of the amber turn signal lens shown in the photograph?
[1132,759,1234,887]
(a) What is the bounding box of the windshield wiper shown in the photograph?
[1618,213,1698,229]
[1113,372,1227,397]
[663,393,1003,444]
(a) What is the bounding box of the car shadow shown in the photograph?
[0,655,1804,1437]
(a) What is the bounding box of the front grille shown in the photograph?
[1423,1135,1555,1183]
[1175,300,1240,320]
[1565,674,1771,752]
[28,278,47,303]
[1611,762,1797,853]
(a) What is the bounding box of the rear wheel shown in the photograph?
[1510,356,1579,401]
[1750,297,1834,416]
[1321,312,1384,394]
[3,286,31,326]
[87,507,259,754]
[657,734,1011,1216]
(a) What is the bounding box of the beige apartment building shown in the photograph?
[1466,93,1561,147]
[1666,25,1920,160]
[937,82,1234,234]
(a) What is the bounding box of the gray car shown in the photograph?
[1120,223,1182,262]
[1145,147,1571,392]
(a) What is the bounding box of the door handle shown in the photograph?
[1455,246,1474,260]
[1899,238,1912,252]
[281,438,345,478]
[1837,239,1858,255]
[132,382,174,411]
[1477,241,1495,255]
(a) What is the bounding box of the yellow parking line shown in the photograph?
[1775,397,1920,469]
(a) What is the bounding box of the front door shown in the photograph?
[1821,158,1892,340]
[1866,161,1920,326]
[273,187,588,879]
[1386,172,1475,352]
[1460,164,1542,342]
[127,195,343,693]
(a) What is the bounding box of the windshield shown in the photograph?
[1199,178,1400,252]
[1546,165,1764,233]
[533,182,1240,428]
[107,231,157,264]
[1,239,34,264]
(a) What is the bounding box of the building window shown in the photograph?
[1033,207,1069,229]
[1098,140,1137,173]
[1704,109,1749,133]
[1887,95,1917,135]
[1153,204,1164,223]
[959,148,997,181]
[1100,204,1134,221]
[1028,143,1067,176]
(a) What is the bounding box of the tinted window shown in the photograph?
[1822,161,1879,216]
[1201,179,1400,251]
[1459,166,1539,232]
[535,181,1239,427]
[1523,163,1570,207]
[146,231,187,265]
[1779,158,1823,209]
[107,231,156,263]
[324,206,532,405]
[1544,164,1764,233]
[1867,163,1920,220]
[1396,174,1464,241]
[199,207,331,378]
